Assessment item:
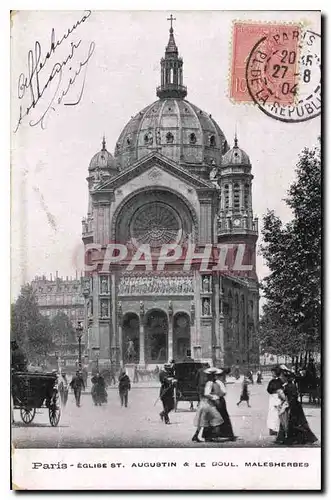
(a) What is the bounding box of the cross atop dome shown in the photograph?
[167,14,176,30]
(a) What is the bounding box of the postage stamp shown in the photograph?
[230,22,302,104]
[230,22,321,123]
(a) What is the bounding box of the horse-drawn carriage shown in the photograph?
[295,371,321,405]
[173,361,203,411]
[11,371,61,426]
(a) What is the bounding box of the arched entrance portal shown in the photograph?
[122,313,140,364]
[173,312,191,361]
[145,309,168,364]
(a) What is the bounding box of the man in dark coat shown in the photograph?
[118,369,131,407]
[159,364,176,424]
[70,371,85,407]
[11,340,27,372]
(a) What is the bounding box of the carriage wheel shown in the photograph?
[49,391,61,427]
[20,407,36,424]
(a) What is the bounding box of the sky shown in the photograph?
[10,10,321,300]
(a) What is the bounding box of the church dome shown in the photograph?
[114,22,229,171]
[222,136,250,166]
[89,137,116,171]
[114,99,228,170]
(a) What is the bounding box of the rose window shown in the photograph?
[130,202,181,248]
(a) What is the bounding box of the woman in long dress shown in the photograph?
[192,368,223,442]
[267,366,283,435]
[276,366,318,445]
[215,369,236,440]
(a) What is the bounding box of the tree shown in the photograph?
[260,140,321,358]
[51,312,76,347]
[11,284,54,364]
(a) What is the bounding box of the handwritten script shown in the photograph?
[14,10,95,132]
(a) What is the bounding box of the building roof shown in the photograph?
[222,135,251,166]
[89,136,116,171]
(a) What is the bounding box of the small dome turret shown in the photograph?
[89,137,117,172]
[222,135,250,166]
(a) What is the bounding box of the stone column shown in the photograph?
[139,320,145,366]
[139,302,145,366]
[168,301,174,362]
[118,320,123,368]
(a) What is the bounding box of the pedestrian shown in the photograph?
[159,363,176,424]
[256,370,263,384]
[109,362,117,386]
[91,372,107,406]
[215,368,236,440]
[192,367,224,442]
[70,370,85,407]
[118,369,131,407]
[133,364,139,383]
[237,376,251,407]
[275,365,318,445]
[58,373,69,407]
[266,366,283,435]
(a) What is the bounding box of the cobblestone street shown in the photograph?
[12,378,321,448]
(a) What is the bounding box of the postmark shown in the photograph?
[245,28,321,123]
[230,22,302,104]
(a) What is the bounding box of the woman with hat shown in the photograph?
[275,365,318,445]
[266,366,283,436]
[192,367,224,442]
[215,368,236,440]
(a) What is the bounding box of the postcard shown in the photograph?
[10,10,321,490]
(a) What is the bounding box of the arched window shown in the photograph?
[244,183,250,209]
[209,135,216,147]
[224,184,229,209]
[166,132,174,144]
[189,133,197,144]
[233,183,240,209]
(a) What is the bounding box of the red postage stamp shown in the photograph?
[230,22,302,104]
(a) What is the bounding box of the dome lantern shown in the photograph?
[156,15,187,100]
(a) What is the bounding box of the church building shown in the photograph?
[81,20,260,369]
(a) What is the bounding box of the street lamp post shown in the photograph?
[76,321,84,371]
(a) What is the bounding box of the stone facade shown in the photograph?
[81,24,259,369]
[31,274,85,327]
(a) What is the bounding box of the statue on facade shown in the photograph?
[100,276,108,294]
[101,300,109,318]
[203,298,211,316]
[117,301,122,319]
[202,276,210,293]
[127,339,135,363]
[168,300,173,317]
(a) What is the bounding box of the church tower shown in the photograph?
[217,134,258,278]
[216,134,259,367]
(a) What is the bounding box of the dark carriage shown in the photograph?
[11,371,61,426]
[173,361,203,411]
[296,372,321,405]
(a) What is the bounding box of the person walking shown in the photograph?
[109,362,117,386]
[58,373,69,407]
[70,371,85,407]
[215,368,236,440]
[192,367,224,442]
[133,365,139,383]
[275,365,318,445]
[256,370,263,384]
[266,366,283,435]
[91,372,107,406]
[237,376,251,407]
[159,363,176,424]
[118,369,131,407]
